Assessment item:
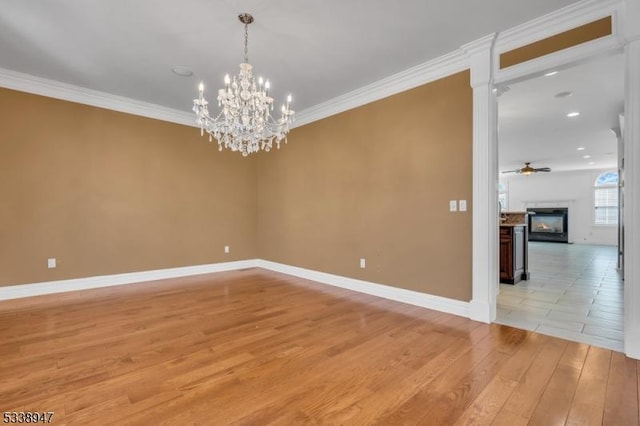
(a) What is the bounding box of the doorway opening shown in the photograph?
[495,52,624,351]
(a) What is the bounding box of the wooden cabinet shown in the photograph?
[500,225,529,284]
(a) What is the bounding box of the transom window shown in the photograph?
[594,171,619,225]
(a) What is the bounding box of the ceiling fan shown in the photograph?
[502,162,552,175]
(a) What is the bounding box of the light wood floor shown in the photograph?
[0,269,638,425]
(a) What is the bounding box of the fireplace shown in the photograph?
[527,208,569,243]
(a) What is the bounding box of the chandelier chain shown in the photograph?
[244,23,249,63]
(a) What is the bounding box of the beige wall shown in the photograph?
[1,71,473,301]
[500,16,612,69]
[0,88,258,286]
[257,71,473,301]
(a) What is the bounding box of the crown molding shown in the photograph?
[293,49,469,128]
[463,33,498,88]
[293,1,626,128]
[0,67,196,127]
[462,33,498,56]
[0,0,629,131]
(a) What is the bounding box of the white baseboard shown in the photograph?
[256,260,470,318]
[0,260,260,301]
[0,259,471,321]
[625,328,640,360]
[469,299,495,324]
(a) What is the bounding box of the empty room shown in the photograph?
[1,0,639,424]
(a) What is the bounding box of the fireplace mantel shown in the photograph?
[521,199,575,206]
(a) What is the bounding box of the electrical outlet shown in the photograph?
[459,200,467,211]
[360,258,366,269]
[47,258,56,269]
[449,200,457,212]
[224,245,230,253]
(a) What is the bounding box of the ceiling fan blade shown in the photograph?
[535,168,552,172]
[501,170,518,174]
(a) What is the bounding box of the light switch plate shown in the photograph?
[459,200,467,211]
[449,200,457,212]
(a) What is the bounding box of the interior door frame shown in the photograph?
[469,0,640,359]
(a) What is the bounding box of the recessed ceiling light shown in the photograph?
[545,71,559,77]
[577,147,585,151]
[588,161,596,165]
[172,66,194,77]
[583,155,591,159]
[554,91,573,98]
[567,112,581,118]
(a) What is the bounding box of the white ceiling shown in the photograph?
[0,0,580,115]
[498,52,624,174]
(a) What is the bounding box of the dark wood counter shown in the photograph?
[500,224,530,284]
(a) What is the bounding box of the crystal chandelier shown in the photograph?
[193,13,295,157]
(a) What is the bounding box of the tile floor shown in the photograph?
[496,242,624,351]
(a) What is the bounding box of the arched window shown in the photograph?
[594,171,619,225]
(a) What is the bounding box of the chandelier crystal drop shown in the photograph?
[193,13,295,157]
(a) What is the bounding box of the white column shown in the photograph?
[464,35,499,323]
[624,36,640,359]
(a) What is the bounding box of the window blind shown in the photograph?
[594,187,618,225]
